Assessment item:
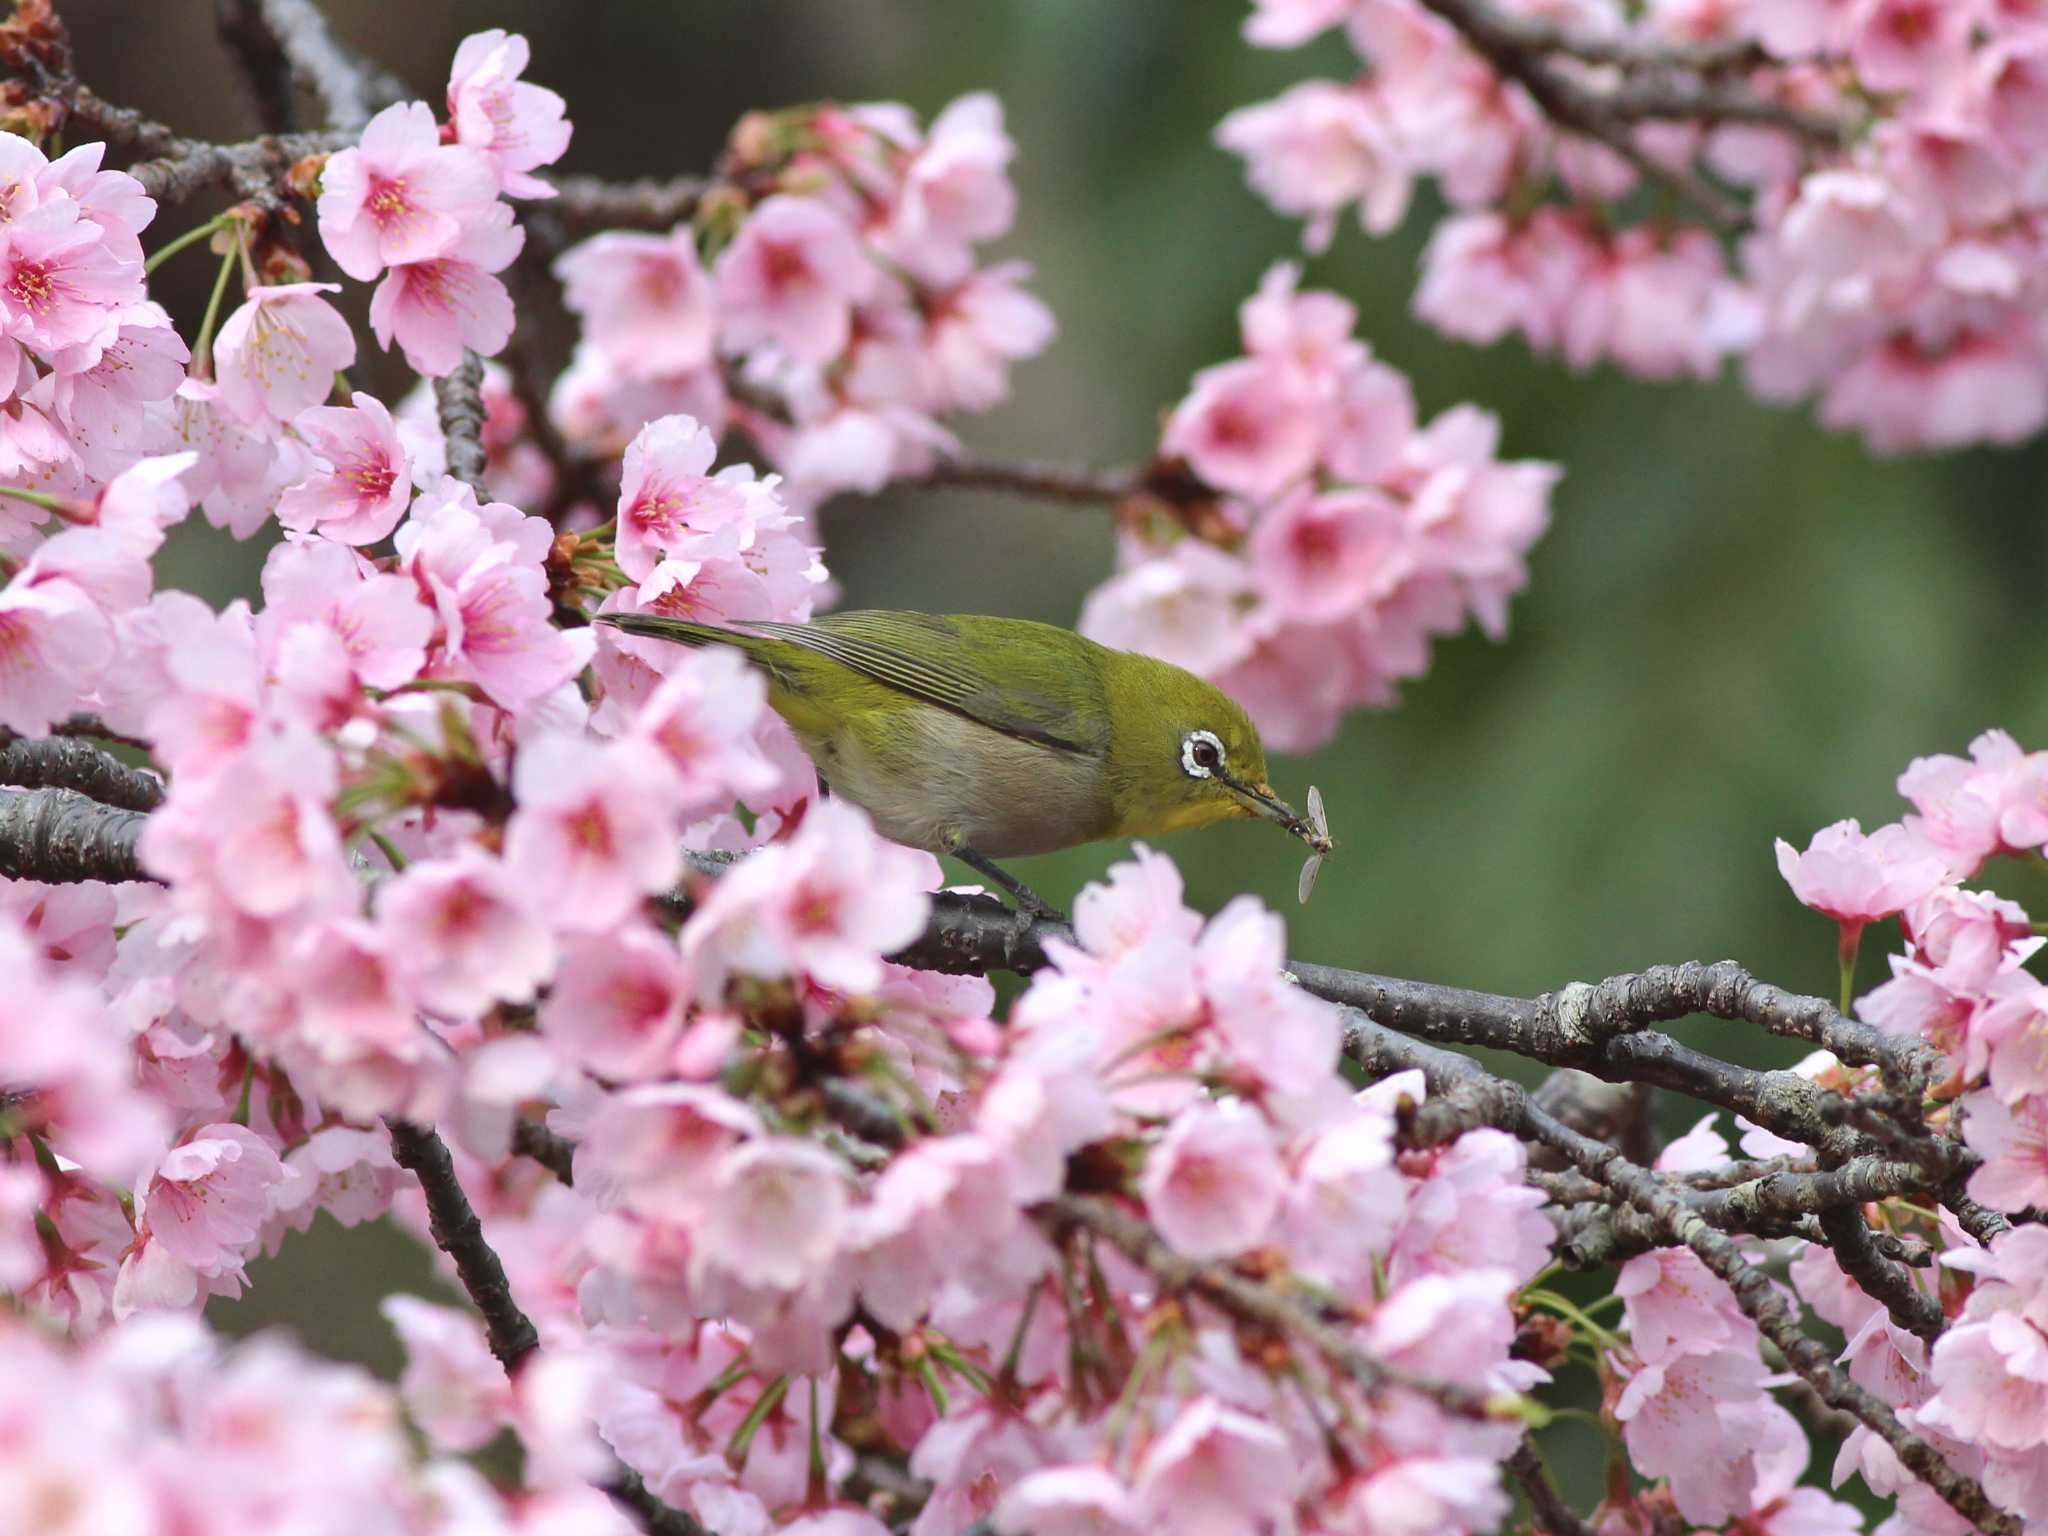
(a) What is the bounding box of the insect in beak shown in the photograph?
[1222,773,1335,903]
[1295,785,1332,905]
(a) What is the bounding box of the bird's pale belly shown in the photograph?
[797,707,1108,858]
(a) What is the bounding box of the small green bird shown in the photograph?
[598,609,1334,914]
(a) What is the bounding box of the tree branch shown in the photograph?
[1411,0,1840,145]
[0,731,164,812]
[1507,1435,1595,1536]
[384,1115,710,1536]
[385,1118,539,1373]
[1337,1012,2011,1536]
[214,0,300,134]
[250,0,401,134]
[546,173,708,234]
[1814,1204,1946,1342]
[0,786,150,884]
[1410,0,1749,230]
[908,455,1141,506]
[433,350,490,492]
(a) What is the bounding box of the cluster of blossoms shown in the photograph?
[1776,728,2048,1218]
[354,848,1562,1536]
[549,93,1055,509]
[1225,0,2048,454]
[0,1311,640,1536]
[0,134,179,500]
[11,12,2041,1536]
[1078,263,1558,750]
[1604,1122,1865,1534]
[317,29,570,376]
[1771,729,2048,1530]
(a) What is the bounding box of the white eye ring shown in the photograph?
[1181,729,1226,779]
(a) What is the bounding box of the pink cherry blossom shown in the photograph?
[715,195,879,365]
[1216,81,1409,252]
[1279,1109,1405,1288]
[883,93,1018,283]
[1900,729,2028,874]
[576,1082,762,1222]
[1965,1091,2048,1211]
[446,30,572,199]
[617,644,783,814]
[923,262,1057,412]
[383,1294,514,1452]
[0,573,113,734]
[1775,819,1950,929]
[996,1468,1141,1536]
[1140,1099,1288,1259]
[1614,1347,1806,1525]
[375,849,556,1017]
[1920,1226,2048,1451]
[211,283,357,426]
[368,201,525,376]
[693,1136,850,1291]
[1615,1246,1756,1362]
[1160,356,1322,500]
[1077,540,1258,679]
[1246,484,1406,622]
[395,477,595,709]
[541,926,691,1080]
[316,100,499,281]
[613,412,784,583]
[555,225,717,378]
[1133,1397,1297,1536]
[257,535,433,692]
[131,1122,287,1277]
[682,797,931,996]
[505,735,685,930]
[1850,0,1974,92]
[0,198,142,352]
[277,392,412,544]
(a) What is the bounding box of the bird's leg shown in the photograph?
[948,843,1069,927]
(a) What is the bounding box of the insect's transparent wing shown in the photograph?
[1297,851,1323,905]
[1307,784,1328,841]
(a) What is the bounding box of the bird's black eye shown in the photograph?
[1181,730,1226,779]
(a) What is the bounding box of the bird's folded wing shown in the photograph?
[738,612,1101,756]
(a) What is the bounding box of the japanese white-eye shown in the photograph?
[598,610,1334,909]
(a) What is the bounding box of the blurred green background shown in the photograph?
[67,0,2048,1512]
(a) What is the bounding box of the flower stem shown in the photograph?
[191,235,243,381]
[143,213,230,275]
[1837,921,1865,1017]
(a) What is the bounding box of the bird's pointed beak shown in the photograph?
[1225,774,1333,854]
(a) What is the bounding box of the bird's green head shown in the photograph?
[1100,653,1330,856]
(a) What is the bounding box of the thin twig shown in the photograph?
[511,1115,575,1185]
[1411,0,1747,230]
[1042,1193,1506,1421]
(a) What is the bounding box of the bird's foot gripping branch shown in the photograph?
[0,3,2041,1536]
